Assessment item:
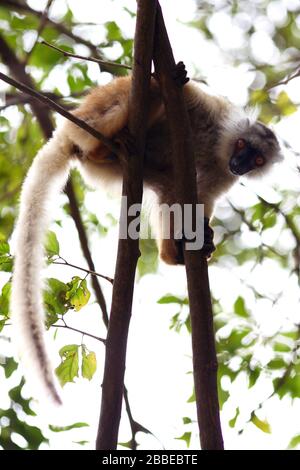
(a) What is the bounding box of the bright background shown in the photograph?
[0,0,300,450]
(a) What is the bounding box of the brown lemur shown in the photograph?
[11,66,282,403]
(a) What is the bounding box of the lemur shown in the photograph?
[10,72,282,403]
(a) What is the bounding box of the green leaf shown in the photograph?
[123,6,136,18]
[58,344,79,358]
[49,422,88,433]
[81,348,97,381]
[0,281,11,317]
[44,278,69,320]
[273,342,291,353]
[0,254,13,272]
[0,241,9,255]
[105,21,123,42]
[220,328,251,354]
[248,367,260,388]
[274,373,300,399]
[229,408,240,428]
[288,434,300,449]
[234,296,249,318]
[281,331,299,341]
[67,63,93,93]
[263,212,277,229]
[9,379,36,416]
[185,315,191,333]
[183,417,192,425]
[267,358,286,370]
[187,389,195,403]
[4,357,18,378]
[251,413,271,434]
[175,432,191,448]
[0,407,47,449]
[157,294,188,305]
[276,91,297,116]
[119,440,134,449]
[250,89,269,106]
[55,344,79,386]
[66,277,91,312]
[218,385,230,409]
[45,231,60,257]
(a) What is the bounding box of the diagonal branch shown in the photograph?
[23,0,54,64]
[0,90,87,112]
[52,256,113,285]
[40,40,132,71]
[0,70,118,154]
[65,181,109,325]
[96,0,157,450]
[153,3,224,450]
[53,322,106,344]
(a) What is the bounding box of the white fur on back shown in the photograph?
[11,129,71,404]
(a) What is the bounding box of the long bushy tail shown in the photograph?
[11,130,71,405]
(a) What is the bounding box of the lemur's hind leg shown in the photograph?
[160,216,215,265]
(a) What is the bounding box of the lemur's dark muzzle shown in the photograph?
[229,147,256,176]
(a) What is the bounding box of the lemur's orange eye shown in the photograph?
[255,156,265,166]
[236,138,246,149]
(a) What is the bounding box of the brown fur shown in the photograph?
[63,75,281,264]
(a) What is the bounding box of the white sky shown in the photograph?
[1,0,300,451]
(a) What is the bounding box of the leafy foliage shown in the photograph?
[55,344,97,386]
[0,0,299,451]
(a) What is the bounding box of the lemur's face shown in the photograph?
[229,122,281,177]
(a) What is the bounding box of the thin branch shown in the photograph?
[65,180,109,326]
[153,3,224,450]
[0,71,119,154]
[53,322,106,344]
[256,193,300,245]
[0,0,109,62]
[0,90,88,112]
[123,387,162,450]
[267,67,300,90]
[40,40,132,70]
[96,0,157,451]
[0,93,33,110]
[52,256,113,285]
[24,0,54,65]
[0,92,78,111]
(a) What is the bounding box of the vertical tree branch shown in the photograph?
[96,0,157,450]
[153,4,224,450]
[65,181,109,326]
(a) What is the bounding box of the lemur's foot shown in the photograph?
[114,127,137,157]
[201,217,215,259]
[174,219,215,262]
[160,217,215,265]
[172,61,189,87]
